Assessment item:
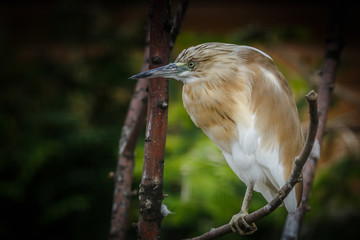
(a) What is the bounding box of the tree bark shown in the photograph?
[137,0,171,239]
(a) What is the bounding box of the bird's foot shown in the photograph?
[229,211,257,235]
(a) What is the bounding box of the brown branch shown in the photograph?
[109,32,150,240]
[110,1,190,239]
[185,91,319,240]
[137,1,191,239]
[137,0,172,239]
[280,4,345,240]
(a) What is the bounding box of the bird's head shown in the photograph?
[129,42,267,84]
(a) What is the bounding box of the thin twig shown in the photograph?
[184,91,318,240]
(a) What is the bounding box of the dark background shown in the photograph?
[1,1,359,239]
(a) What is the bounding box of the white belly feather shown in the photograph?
[205,124,298,213]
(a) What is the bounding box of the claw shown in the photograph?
[230,211,257,235]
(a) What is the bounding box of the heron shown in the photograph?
[130,42,303,235]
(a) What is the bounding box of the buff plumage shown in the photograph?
[130,42,303,234]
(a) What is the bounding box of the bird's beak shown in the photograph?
[129,63,188,79]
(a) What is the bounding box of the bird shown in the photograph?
[130,42,303,235]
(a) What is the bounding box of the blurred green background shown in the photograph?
[1,1,359,240]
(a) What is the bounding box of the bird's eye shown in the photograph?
[188,61,196,69]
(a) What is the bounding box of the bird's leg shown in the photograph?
[230,181,257,235]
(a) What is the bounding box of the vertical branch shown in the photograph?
[314,9,345,145]
[110,1,189,239]
[137,0,171,239]
[280,3,345,240]
[109,32,150,240]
